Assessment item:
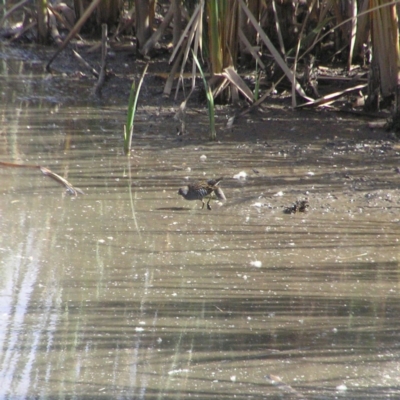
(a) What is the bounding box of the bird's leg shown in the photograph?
[207,198,212,210]
[201,200,205,209]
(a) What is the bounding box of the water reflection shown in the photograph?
[1,52,400,400]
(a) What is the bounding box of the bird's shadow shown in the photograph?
[156,207,192,211]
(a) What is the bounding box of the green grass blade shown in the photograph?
[124,63,149,154]
[192,51,216,140]
[125,80,136,134]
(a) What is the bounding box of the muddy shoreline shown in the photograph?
[1,40,399,218]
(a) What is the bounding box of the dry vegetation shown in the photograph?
[1,1,400,130]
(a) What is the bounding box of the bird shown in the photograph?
[178,177,226,210]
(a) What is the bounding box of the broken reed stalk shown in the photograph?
[46,0,102,71]
[0,0,30,27]
[254,61,260,101]
[72,49,99,77]
[0,161,83,195]
[94,23,108,96]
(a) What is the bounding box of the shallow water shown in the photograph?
[1,46,400,399]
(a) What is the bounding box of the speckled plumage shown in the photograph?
[178,177,225,210]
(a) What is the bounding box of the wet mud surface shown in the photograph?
[2,39,400,218]
[2,40,400,218]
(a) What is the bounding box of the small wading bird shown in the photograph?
[178,177,226,210]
